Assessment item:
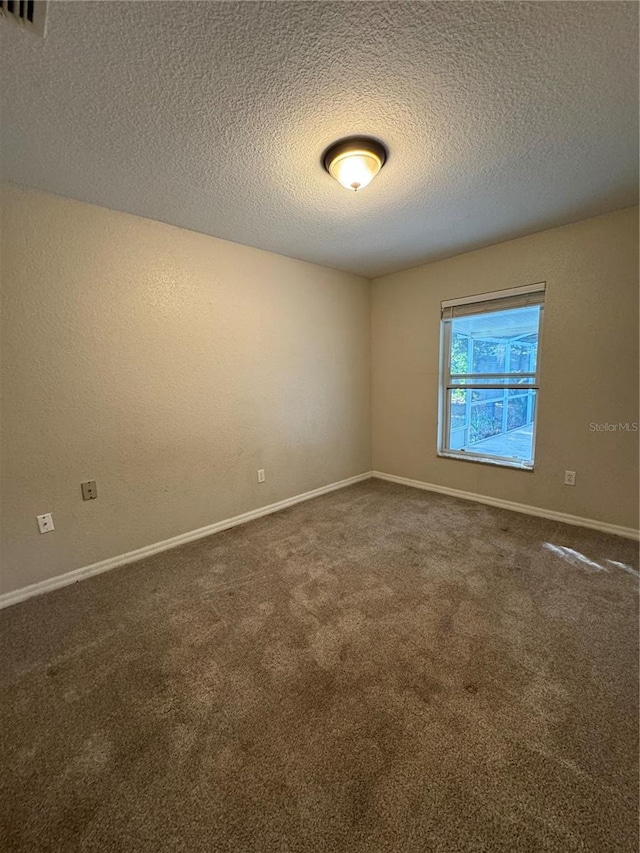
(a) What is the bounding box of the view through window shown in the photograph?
[439,285,545,468]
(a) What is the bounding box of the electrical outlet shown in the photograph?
[37,513,54,534]
[81,480,98,500]
[257,469,265,484]
[564,470,576,486]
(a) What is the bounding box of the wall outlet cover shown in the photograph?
[37,513,54,533]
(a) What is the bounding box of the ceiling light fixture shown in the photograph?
[322,136,387,192]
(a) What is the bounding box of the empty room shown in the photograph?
[1,2,638,851]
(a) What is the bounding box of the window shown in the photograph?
[438,283,545,469]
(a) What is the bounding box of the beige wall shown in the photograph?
[371,207,639,531]
[0,185,371,594]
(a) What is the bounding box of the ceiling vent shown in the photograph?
[0,0,47,36]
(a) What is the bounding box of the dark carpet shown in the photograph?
[1,480,638,852]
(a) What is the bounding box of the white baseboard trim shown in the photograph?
[0,472,373,611]
[372,471,640,541]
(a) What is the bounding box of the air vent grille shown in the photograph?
[0,0,47,36]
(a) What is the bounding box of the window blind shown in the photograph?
[441,282,545,320]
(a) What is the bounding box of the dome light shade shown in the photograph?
[323,137,387,192]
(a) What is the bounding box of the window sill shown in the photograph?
[437,450,534,471]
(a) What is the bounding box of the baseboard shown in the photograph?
[0,472,374,610]
[4,468,636,610]
[372,471,640,541]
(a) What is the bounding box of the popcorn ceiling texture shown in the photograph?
[0,1,638,277]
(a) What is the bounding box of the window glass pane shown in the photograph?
[446,388,537,465]
[451,332,470,374]
[471,388,507,403]
[449,306,541,376]
[471,338,506,373]
[448,388,470,450]
[509,340,538,373]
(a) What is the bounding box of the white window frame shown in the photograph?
[437,283,545,470]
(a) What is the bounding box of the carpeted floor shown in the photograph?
[1,480,638,852]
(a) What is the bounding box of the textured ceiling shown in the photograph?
[1,1,638,277]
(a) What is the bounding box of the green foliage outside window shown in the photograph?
[451,334,468,405]
[470,405,502,443]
